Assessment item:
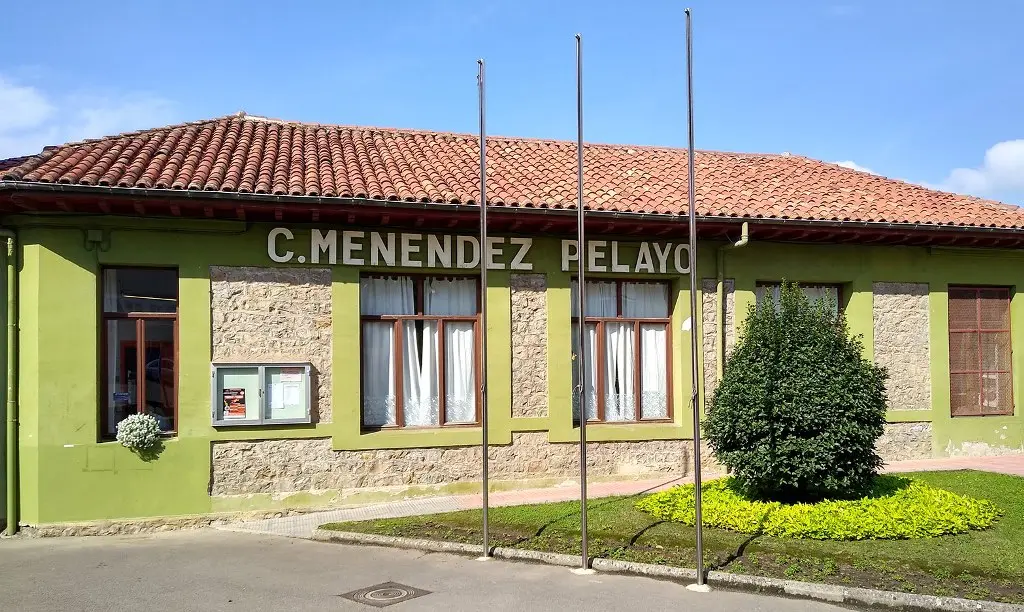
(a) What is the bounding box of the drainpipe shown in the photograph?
[716,222,749,381]
[1,228,16,536]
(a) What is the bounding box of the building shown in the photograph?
[1,113,1023,531]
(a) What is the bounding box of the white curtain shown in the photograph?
[360,277,415,426]
[571,280,617,317]
[803,285,839,314]
[571,323,599,421]
[624,283,669,420]
[571,281,617,420]
[639,323,667,419]
[426,278,477,424]
[756,284,839,315]
[603,322,635,421]
[361,276,479,428]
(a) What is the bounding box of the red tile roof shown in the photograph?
[3,113,1023,229]
[0,155,34,172]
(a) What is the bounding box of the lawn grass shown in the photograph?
[322,470,1024,603]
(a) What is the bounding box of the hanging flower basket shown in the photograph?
[115,413,162,451]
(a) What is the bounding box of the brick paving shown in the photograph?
[218,455,1024,539]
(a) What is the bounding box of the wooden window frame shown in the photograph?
[99,267,179,439]
[755,281,844,312]
[948,286,1014,417]
[572,279,674,424]
[359,274,482,430]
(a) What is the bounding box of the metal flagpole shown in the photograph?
[684,8,710,593]
[571,33,595,576]
[477,58,492,561]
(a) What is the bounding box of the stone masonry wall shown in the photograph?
[876,422,933,461]
[701,278,735,397]
[210,433,697,496]
[211,266,333,422]
[510,274,548,418]
[872,282,931,411]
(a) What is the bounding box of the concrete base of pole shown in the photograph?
[570,568,597,576]
[475,556,492,562]
[686,583,712,593]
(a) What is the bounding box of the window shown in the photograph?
[571,280,671,422]
[756,282,842,315]
[360,275,480,428]
[948,287,1013,416]
[102,268,178,437]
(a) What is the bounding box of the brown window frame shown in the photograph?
[572,279,674,423]
[99,267,179,439]
[755,281,844,313]
[948,286,1014,417]
[359,274,482,430]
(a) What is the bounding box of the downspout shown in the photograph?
[716,222,749,381]
[1,228,16,536]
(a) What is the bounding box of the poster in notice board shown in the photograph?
[266,367,306,420]
[222,388,247,420]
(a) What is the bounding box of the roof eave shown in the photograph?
[1,180,1023,238]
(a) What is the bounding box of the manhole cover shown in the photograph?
[339,582,431,608]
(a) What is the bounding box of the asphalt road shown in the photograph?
[0,529,856,611]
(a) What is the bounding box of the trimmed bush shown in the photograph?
[703,281,888,502]
[635,477,1001,540]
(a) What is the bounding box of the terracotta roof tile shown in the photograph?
[3,113,1024,229]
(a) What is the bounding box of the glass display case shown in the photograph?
[211,363,312,426]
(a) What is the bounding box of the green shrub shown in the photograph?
[635,476,1001,540]
[703,281,888,502]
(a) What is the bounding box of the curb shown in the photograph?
[311,529,1024,612]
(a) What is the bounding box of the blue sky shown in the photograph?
[2,0,1023,203]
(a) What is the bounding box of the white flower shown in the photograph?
[115,413,162,450]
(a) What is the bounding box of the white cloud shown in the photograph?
[834,160,876,174]
[0,77,54,132]
[0,75,178,159]
[936,140,1024,199]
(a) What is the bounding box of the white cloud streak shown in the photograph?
[834,160,876,174]
[936,140,1024,199]
[0,75,177,159]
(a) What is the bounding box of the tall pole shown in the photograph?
[684,8,709,592]
[477,58,491,561]
[574,33,593,575]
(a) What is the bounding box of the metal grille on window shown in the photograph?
[948,287,1013,417]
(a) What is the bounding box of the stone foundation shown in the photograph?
[944,440,1024,457]
[872,282,930,411]
[876,422,933,461]
[211,266,333,422]
[510,274,549,418]
[210,433,699,496]
[701,278,734,396]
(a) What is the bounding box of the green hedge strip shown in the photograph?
[635,476,1001,540]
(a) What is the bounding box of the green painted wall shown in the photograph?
[8,216,1024,525]
[722,241,1024,454]
[0,241,7,523]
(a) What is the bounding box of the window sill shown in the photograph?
[552,420,689,443]
[361,423,481,432]
[338,424,494,451]
[98,431,177,443]
[572,419,675,426]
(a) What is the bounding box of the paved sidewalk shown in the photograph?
[1,530,848,612]
[219,455,1024,539]
[217,476,688,539]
